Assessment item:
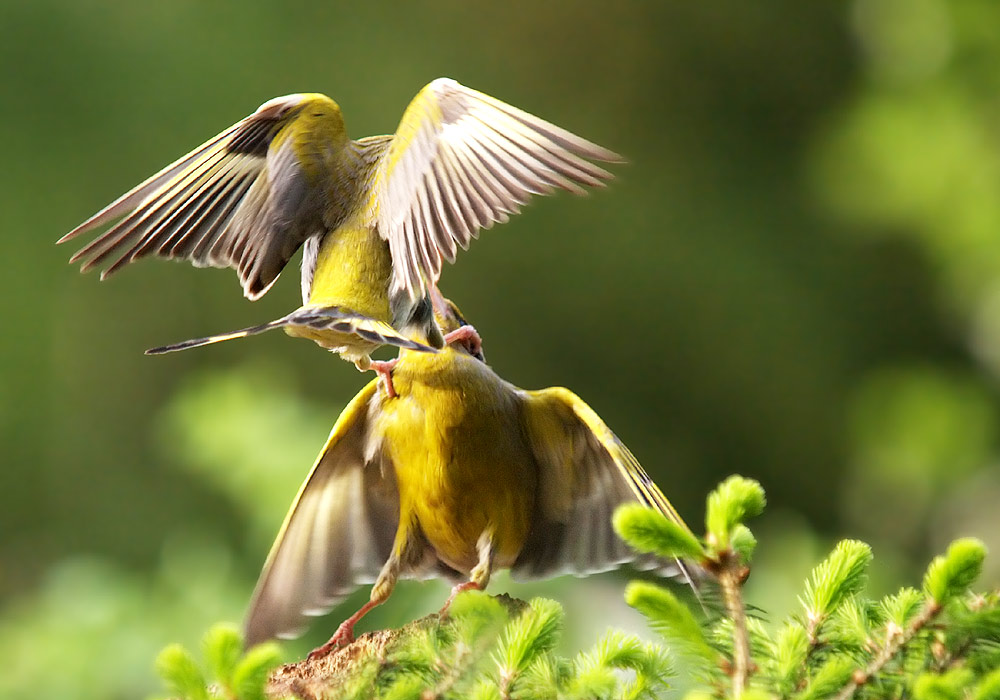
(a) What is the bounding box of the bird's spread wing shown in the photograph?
[375,78,623,300]
[60,94,321,300]
[513,387,694,580]
[244,381,399,646]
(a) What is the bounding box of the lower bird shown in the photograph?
[243,297,695,657]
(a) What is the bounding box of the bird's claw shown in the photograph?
[443,325,483,359]
[439,580,483,617]
[369,359,398,398]
[306,622,355,661]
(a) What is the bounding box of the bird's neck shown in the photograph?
[392,291,445,350]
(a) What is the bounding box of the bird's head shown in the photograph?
[430,287,485,362]
[254,93,348,144]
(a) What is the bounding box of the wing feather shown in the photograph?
[376,78,623,300]
[513,387,696,581]
[430,158,472,249]
[244,382,399,646]
[424,169,458,263]
[60,94,329,300]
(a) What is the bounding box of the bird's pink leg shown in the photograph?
[438,580,483,616]
[307,597,385,661]
[443,325,483,357]
[369,358,398,398]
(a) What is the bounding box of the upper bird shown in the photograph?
[59,78,622,379]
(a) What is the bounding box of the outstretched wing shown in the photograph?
[60,94,328,300]
[375,78,623,300]
[514,387,695,580]
[244,381,399,646]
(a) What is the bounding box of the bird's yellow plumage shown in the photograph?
[304,215,391,316]
[379,348,536,574]
[243,302,695,656]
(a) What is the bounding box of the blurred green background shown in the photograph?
[3,0,1000,697]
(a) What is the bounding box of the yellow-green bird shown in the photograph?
[244,297,693,657]
[59,78,621,384]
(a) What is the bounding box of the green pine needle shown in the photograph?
[802,540,872,628]
[792,657,855,700]
[230,642,282,700]
[827,596,874,651]
[731,524,758,564]
[913,669,976,700]
[448,589,509,647]
[564,663,618,699]
[740,691,779,700]
[520,656,570,699]
[625,580,717,667]
[497,598,564,683]
[381,675,430,700]
[469,679,503,700]
[626,643,674,700]
[771,623,809,694]
[156,644,209,700]
[386,627,438,678]
[705,476,766,548]
[879,587,925,629]
[613,503,705,559]
[924,538,987,605]
[973,668,1000,700]
[202,623,242,688]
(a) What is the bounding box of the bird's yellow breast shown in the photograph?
[376,350,537,574]
[284,217,394,360]
[307,216,392,318]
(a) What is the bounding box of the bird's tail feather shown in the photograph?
[146,320,285,354]
[145,305,438,355]
[287,306,438,353]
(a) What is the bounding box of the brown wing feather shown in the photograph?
[376,78,623,300]
[513,387,695,580]
[244,381,399,646]
[60,94,325,300]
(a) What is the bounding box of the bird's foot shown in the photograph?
[439,580,483,617]
[306,620,356,661]
[443,325,483,358]
[369,358,398,398]
[306,594,385,660]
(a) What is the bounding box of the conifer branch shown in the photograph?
[718,553,752,698]
[830,600,939,700]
